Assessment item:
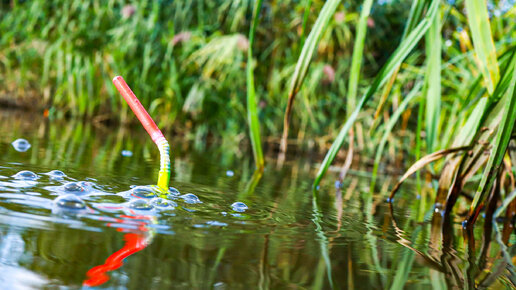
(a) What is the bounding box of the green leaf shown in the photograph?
[423,7,441,153]
[468,55,516,223]
[465,0,500,94]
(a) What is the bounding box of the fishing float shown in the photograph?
[112,76,171,190]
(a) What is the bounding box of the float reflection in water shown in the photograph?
[84,211,156,287]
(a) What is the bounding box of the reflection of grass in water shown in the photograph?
[311,193,333,289]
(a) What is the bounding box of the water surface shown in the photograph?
[0,111,512,289]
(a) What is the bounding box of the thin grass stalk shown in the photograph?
[416,95,424,193]
[313,0,439,189]
[371,82,422,191]
[247,0,264,170]
[279,0,341,159]
[373,0,427,123]
[347,0,373,118]
[299,0,313,49]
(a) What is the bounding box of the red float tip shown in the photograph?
[112,76,164,142]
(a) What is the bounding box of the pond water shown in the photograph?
[0,110,513,289]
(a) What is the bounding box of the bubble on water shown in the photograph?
[206,221,228,227]
[11,139,31,152]
[12,170,39,181]
[131,186,157,198]
[168,187,181,197]
[128,199,154,210]
[226,170,234,177]
[54,194,86,210]
[46,170,66,179]
[150,197,177,209]
[121,150,133,157]
[78,181,96,193]
[231,202,248,212]
[63,182,86,193]
[180,193,202,204]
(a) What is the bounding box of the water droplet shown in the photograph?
[131,186,157,198]
[11,139,31,152]
[128,199,154,210]
[63,182,86,193]
[121,150,133,157]
[180,193,201,204]
[54,194,86,210]
[12,170,39,181]
[150,197,177,208]
[168,187,180,196]
[47,170,66,179]
[226,170,234,177]
[231,202,248,212]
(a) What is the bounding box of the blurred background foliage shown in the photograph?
[0,0,514,152]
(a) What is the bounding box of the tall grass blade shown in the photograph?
[279,0,341,158]
[423,7,441,153]
[247,0,265,170]
[465,0,499,94]
[347,0,373,117]
[468,58,516,223]
[313,0,439,189]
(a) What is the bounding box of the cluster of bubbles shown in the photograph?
[7,137,249,230]
[6,168,250,226]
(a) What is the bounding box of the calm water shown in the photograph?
[0,110,513,289]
